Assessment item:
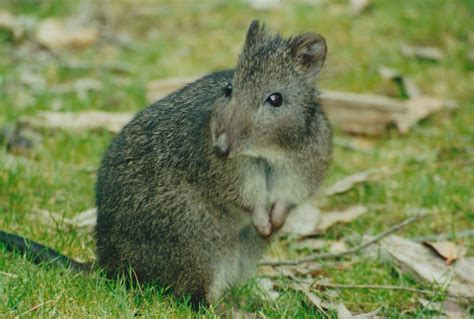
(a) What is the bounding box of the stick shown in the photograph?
[16,296,59,318]
[259,212,427,266]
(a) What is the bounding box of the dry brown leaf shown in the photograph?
[395,96,447,134]
[337,303,353,318]
[443,300,469,319]
[352,307,382,319]
[255,277,280,301]
[0,10,23,40]
[422,241,467,265]
[294,284,332,315]
[418,297,444,313]
[400,44,444,62]
[281,202,322,236]
[320,90,407,135]
[69,207,97,232]
[365,235,474,299]
[321,90,449,135]
[324,168,388,196]
[419,298,468,319]
[36,18,97,50]
[328,240,349,254]
[455,257,474,284]
[316,206,368,232]
[19,111,133,134]
[283,204,367,236]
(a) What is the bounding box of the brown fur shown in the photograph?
[95,20,332,306]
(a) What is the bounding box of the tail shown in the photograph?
[0,230,91,272]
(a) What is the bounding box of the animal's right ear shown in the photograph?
[289,33,327,78]
[244,20,265,47]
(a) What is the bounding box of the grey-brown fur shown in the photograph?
[95,20,332,306]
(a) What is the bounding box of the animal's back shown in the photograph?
[95,70,243,301]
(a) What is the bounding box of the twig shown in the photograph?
[259,212,427,266]
[311,282,433,295]
[16,295,60,318]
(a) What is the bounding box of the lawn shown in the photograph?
[0,0,473,317]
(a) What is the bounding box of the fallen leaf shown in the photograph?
[324,168,388,196]
[337,303,353,318]
[295,285,332,315]
[352,307,382,319]
[328,241,349,254]
[36,18,97,50]
[455,257,474,284]
[418,297,444,313]
[422,241,467,265]
[19,111,133,134]
[281,202,322,236]
[255,277,280,301]
[320,90,407,135]
[365,235,474,299]
[442,300,468,319]
[316,206,368,232]
[68,207,97,231]
[283,204,367,236]
[350,0,372,15]
[400,44,444,62]
[395,96,447,134]
[0,10,24,40]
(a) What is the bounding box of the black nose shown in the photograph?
[214,133,230,158]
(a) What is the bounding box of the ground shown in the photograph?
[0,0,473,317]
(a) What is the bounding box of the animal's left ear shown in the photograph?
[289,33,327,78]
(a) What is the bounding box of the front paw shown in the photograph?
[252,207,272,237]
[270,201,291,231]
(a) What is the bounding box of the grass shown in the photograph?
[1,0,473,317]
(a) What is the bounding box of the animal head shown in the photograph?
[210,20,327,160]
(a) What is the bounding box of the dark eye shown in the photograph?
[224,82,232,97]
[266,92,283,107]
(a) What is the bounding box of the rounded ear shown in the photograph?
[289,33,327,78]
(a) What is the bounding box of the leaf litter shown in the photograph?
[282,204,368,236]
[365,235,474,299]
[422,241,467,265]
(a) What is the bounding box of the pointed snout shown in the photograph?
[213,133,230,158]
